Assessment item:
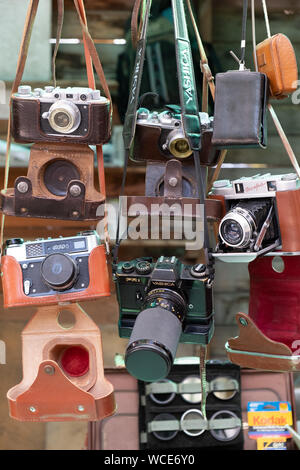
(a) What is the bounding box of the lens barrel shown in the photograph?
[125,289,186,382]
[219,199,272,249]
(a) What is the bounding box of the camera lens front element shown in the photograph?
[46,100,81,134]
[41,253,79,291]
[125,289,186,382]
[219,208,256,248]
[168,132,193,159]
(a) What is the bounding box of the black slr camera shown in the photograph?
[114,256,214,382]
[11,85,111,145]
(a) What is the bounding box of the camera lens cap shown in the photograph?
[41,253,78,290]
[135,260,152,275]
[5,238,24,247]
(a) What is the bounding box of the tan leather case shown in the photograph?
[256,33,298,98]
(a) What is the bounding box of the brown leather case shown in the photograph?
[1,245,110,308]
[12,97,111,145]
[7,304,116,422]
[276,187,300,252]
[256,34,298,98]
[124,160,223,222]
[1,142,106,221]
[132,125,221,167]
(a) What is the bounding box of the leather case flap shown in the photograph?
[212,70,268,149]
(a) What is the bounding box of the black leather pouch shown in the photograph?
[212,70,268,149]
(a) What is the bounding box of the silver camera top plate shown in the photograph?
[211,173,298,200]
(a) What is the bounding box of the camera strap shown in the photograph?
[73,0,111,253]
[114,0,211,266]
[184,0,228,195]
[0,0,40,259]
[251,0,300,178]
[0,0,111,258]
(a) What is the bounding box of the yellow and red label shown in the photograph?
[247,401,293,439]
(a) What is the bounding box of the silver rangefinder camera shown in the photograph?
[131,107,220,166]
[211,173,299,261]
[12,85,111,144]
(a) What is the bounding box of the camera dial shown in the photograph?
[43,100,81,134]
[135,260,152,275]
[122,262,135,274]
[41,253,79,291]
[6,238,24,247]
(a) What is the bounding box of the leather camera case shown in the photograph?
[1,142,106,221]
[248,255,300,351]
[256,33,298,99]
[12,96,111,145]
[212,70,268,149]
[132,124,221,167]
[1,244,110,308]
[7,304,116,422]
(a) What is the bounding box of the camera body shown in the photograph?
[114,256,214,381]
[1,230,110,308]
[211,173,299,258]
[12,85,111,145]
[132,107,220,166]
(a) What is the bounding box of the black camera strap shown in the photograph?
[113,0,210,267]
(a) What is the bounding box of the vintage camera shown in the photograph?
[11,85,111,145]
[1,230,110,308]
[211,173,299,261]
[132,107,221,166]
[114,256,214,382]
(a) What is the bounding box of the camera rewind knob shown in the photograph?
[190,264,206,278]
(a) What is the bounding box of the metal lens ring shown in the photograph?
[167,129,192,159]
[181,376,202,404]
[210,410,241,442]
[180,409,205,437]
[219,208,256,248]
[210,376,238,401]
[47,100,81,134]
[149,379,176,405]
[144,288,187,323]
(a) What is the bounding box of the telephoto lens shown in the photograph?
[125,289,187,382]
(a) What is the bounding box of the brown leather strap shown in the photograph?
[73,0,111,104]
[131,0,143,48]
[268,104,300,178]
[1,0,40,254]
[73,0,110,252]
[52,0,64,87]
[251,0,300,178]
